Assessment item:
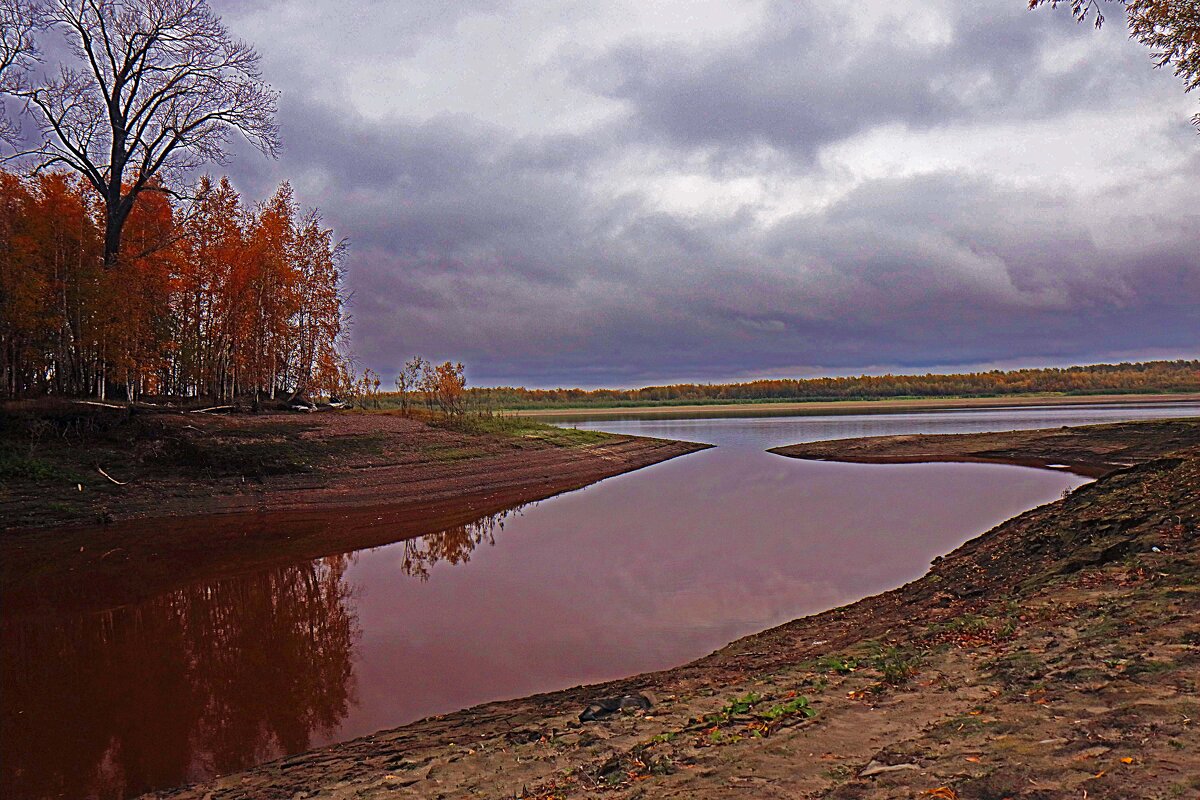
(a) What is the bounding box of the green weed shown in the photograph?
[874,646,922,685]
[0,446,76,481]
[760,696,815,721]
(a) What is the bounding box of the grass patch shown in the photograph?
[698,691,817,733]
[0,448,64,481]
[805,654,859,674]
[433,414,614,447]
[0,444,82,482]
[873,646,923,685]
[1122,657,1176,678]
[163,427,389,478]
[418,444,488,462]
[169,437,315,477]
[712,692,763,721]
[760,696,815,721]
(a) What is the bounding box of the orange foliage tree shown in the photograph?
[0,169,349,402]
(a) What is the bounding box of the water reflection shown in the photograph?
[400,507,524,580]
[3,403,1196,799]
[2,556,357,800]
[1,508,524,800]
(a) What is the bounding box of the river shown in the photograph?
[2,401,1197,798]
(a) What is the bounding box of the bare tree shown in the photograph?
[0,0,44,148]
[395,356,429,415]
[1030,1,1200,126]
[4,0,279,267]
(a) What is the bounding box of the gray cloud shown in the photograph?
[576,4,1148,161]
[211,0,1198,387]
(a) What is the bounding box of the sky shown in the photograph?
[210,0,1200,389]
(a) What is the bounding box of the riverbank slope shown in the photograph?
[154,424,1200,799]
[0,404,707,612]
[1,402,708,531]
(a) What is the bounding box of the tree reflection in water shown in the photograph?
[1,505,525,800]
[399,505,526,580]
[1,556,357,800]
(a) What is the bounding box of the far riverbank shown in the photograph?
[513,391,1200,419]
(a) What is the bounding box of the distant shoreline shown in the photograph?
[513,391,1200,418]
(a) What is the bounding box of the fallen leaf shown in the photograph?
[923,788,958,800]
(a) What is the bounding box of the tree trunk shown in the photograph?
[104,213,122,269]
[103,194,134,269]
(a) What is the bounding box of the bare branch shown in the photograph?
[1028,0,1110,28]
[0,0,45,147]
[6,0,279,265]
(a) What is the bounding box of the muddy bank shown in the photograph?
[0,404,706,531]
[769,417,1200,477]
[152,443,1200,798]
[0,408,707,612]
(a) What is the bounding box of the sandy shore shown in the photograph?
[150,423,1200,800]
[513,392,1200,419]
[769,417,1200,477]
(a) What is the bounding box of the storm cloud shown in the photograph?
[214,0,1199,387]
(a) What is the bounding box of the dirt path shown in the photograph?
[150,436,1200,799]
[769,417,1200,476]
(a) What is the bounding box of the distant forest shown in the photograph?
[474,361,1200,409]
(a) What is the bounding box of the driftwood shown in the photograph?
[96,466,127,486]
[71,400,126,409]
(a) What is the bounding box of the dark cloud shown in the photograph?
[210,1,1198,388]
[576,4,1148,161]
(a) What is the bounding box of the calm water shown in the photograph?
[3,402,1197,799]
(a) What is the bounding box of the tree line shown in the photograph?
[478,361,1200,409]
[0,169,348,402]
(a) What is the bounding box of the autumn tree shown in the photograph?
[1030,0,1200,125]
[1,166,349,402]
[0,170,106,397]
[242,182,295,401]
[174,175,245,400]
[286,210,346,401]
[3,0,278,268]
[106,177,176,400]
[429,361,466,416]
